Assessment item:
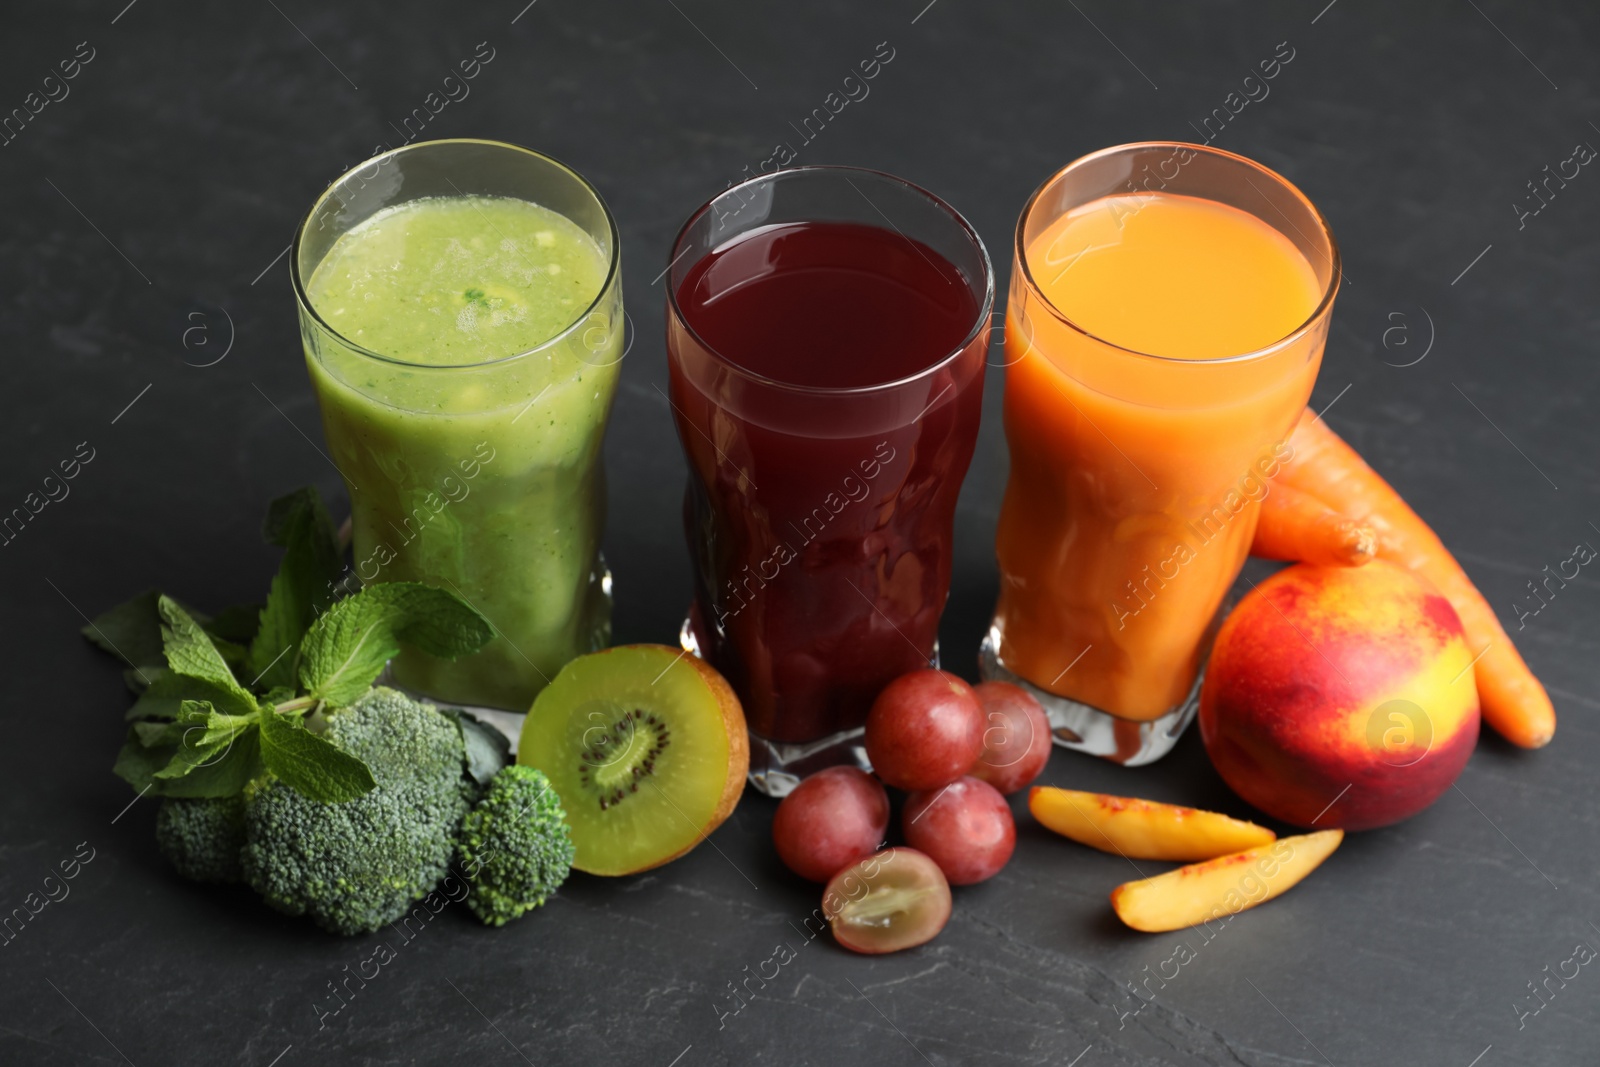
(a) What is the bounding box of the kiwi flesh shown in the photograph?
[518,644,748,876]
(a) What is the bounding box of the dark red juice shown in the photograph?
[667,221,987,744]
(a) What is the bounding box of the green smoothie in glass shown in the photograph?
[293,141,622,710]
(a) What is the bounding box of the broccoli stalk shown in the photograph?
[456,766,574,926]
[240,688,473,935]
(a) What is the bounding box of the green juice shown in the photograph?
[302,194,622,709]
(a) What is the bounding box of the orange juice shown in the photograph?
[993,184,1331,723]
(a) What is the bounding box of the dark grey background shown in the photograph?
[3,1,1597,1064]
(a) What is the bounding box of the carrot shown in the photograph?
[1277,409,1554,748]
[1252,481,1378,567]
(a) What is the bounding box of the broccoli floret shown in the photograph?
[456,766,574,926]
[156,796,246,884]
[240,687,473,935]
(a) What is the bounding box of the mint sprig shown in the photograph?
[87,487,493,805]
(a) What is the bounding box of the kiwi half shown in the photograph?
[518,645,748,876]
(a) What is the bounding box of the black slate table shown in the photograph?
[4,2,1598,1064]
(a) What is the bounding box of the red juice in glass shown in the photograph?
[665,167,992,794]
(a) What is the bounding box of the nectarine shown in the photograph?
[1199,561,1479,830]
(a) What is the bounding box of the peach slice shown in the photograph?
[1110,829,1344,933]
[1029,786,1275,861]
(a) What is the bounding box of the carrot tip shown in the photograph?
[1345,524,1377,565]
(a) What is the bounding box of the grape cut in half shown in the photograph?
[518,645,749,876]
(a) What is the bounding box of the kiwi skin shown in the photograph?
[566,644,749,876]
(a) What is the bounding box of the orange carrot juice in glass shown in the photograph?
[982,143,1340,765]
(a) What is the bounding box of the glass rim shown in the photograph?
[290,137,621,371]
[666,164,997,397]
[1014,141,1342,366]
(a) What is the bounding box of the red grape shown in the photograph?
[970,681,1052,795]
[824,848,952,954]
[902,776,1015,885]
[771,767,890,882]
[863,670,984,791]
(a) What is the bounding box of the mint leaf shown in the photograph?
[204,602,265,646]
[113,726,170,792]
[263,486,334,549]
[154,738,236,779]
[295,582,490,706]
[82,590,166,674]
[117,711,265,799]
[362,582,495,659]
[247,601,302,692]
[209,633,251,675]
[158,727,263,798]
[133,719,181,747]
[127,678,187,721]
[258,710,375,802]
[248,487,343,691]
[159,596,250,698]
[152,700,258,780]
[127,670,256,720]
[445,708,512,786]
[87,592,230,676]
[176,699,258,746]
[124,665,165,695]
[297,594,404,707]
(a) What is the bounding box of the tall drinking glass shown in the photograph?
[666,166,994,795]
[984,143,1339,765]
[293,139,623,711]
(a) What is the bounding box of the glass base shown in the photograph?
[746,730,872,798]
[977,625,1201,767]
[679,614,937,797]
